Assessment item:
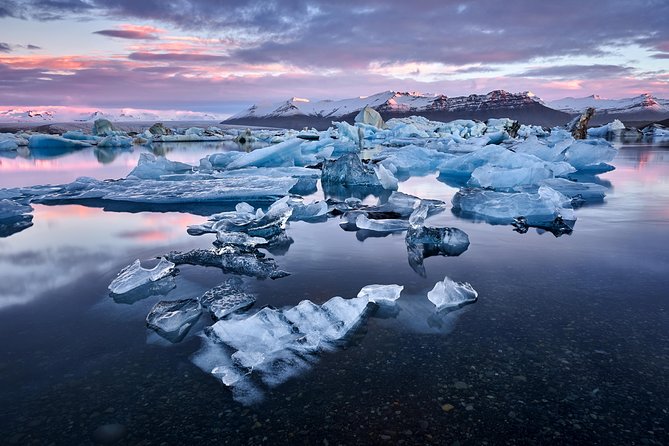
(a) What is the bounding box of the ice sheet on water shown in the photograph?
[427,276,478,311]
[28,175,298,205]
[165,248,289,279]
[108,258,175,295]
[200,278,256,320]
[452,185,576,229]
[146,299,202,342]
[28,134,91,150]
[128,153,193,179]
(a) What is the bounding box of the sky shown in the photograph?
[1,0,668,117]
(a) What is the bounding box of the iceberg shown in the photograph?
[0,133,29,151]
[108,258,175,295]
[146,299,202,342]
[322,153,384,188]
[127,153,193,180]
[405,204,470,275]
[354,214,409,232]
[29,175,298,205]
[0,199,33,221]
[110,276,176,305]
[587,119,625,138]
[538,178,607,203]
[563,140,618,171]
[356,284,403,304]
[427,276,478,311]
[28,135,91,150]
[225,137,334,169]
[97,134,133,148]
[452,185,575,229]
[165,248,289,280]
[93,118,115,136]
[200,279,256,320]
[61,130,100,142]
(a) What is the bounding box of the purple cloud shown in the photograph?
[94,29,158,40]
[128,52,227,62]
[0,42,11,53]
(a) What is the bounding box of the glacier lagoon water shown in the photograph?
[0,141,668,445]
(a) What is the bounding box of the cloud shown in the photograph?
[3,0,669,69]
[0,42,11,53]
[127,52,228,62]
[515,64,635,79]
[26,44,41,50]
[94,29,158,40]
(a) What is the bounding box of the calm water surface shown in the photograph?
[0,141,667,445]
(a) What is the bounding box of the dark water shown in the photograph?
[0,142,668,445]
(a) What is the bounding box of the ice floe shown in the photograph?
[427,276,478,311]
[108,258,176,295]
[146,299,202,342]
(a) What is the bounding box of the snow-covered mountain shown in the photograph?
[0,108,221,123]
[0,109,55,122]
[547,93,669,117]
[226,90,569,129]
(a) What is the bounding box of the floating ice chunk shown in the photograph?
[128,153,193,179]
[355,106,386,129]
[226,137,334,169]
[215,231,267,249]
[356,284,403,304]
[452,185,575,228]
[355,214,409,232]
[206,197,293,238]
[200,279,256,320]
[30,175,298,205]
[283,196,328,220]
[165,248,289,279]
[322,153,382,187]
[377,144,453,177]
[375,191,445,218]
[93,119,115,136]
[108,258,175,295]
[203,151,244,170]
[146,299,201,342]
[427,276,478,311]
[0,199,33,220]
[61,130,100,142]
[97,134,133,148]
[111,276,176,305]
[469,165,555,190]
[538,178,607,203]
[405,204,470,275]
[28,134,91,150]
[587,120,625,138]
[373,164,399,190]
[0,133,28,151]
[563,139,617,171]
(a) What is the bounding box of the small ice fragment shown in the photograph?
[200,278,256,320]
[146,299,202,342]
[357,284,403,304]
[108,258,175,295]
[427,276,478,311]
[355,214,409,232]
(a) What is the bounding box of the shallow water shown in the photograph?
[0,141,668,445]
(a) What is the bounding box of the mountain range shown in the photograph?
[224,91,669,130]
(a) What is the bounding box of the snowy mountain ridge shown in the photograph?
[230,90,544,120]
[547,93,669,114]
[0,108,221,123]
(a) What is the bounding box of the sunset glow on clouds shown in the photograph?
[1,0,668,117]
